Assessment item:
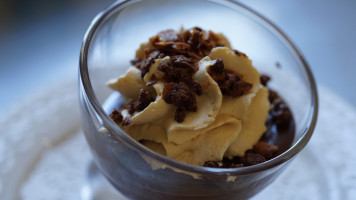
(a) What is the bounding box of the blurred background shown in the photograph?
[0,0,114,112]
[1,0,356,113]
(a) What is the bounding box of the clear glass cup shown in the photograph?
[79,0,318,199]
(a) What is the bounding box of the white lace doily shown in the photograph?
[0,78,355,200]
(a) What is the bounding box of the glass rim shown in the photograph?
[79,0,318,175]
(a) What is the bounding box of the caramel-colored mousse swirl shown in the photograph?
[108,27,269,166]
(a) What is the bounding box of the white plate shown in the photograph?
[1,78,355,200]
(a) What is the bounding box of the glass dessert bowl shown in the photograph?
[79,0,318,199]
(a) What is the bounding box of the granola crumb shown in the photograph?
[135,89,155,111]
[109,109,123,124]
[253,141,279,160]
[260,74,271,86]
[140,50,161,77]
[241,153,266,166]
[233,49,248,58]
[208,59,252,97]
[162,82,197,118]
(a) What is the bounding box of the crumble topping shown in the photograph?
[113,27,253,123]
[208,58,252,97]
[136,89,155,111]
[162,82,197,123]
[106,27,292,168]
[109,109,123,124]
[135,27,231,78]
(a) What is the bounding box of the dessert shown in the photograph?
[106,27,294,167]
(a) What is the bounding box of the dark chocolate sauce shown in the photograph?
[260,114,295,156]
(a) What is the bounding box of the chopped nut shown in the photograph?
[125,100,136,115]
[271,97,292,128]
[225,73,252,97]
[253,141,279,160]
[260,74,271,86]
[109,109,123,124]
[171,55,196,73]
[208,59,252,97]
[162,82,197,122]
[233,49,248,58]
[187,27,202,51]
[163,82,197,110]
[140,50,161,77]
[158,60,181,83]
[191,81,202,96]
[135,89,155,111]
[210,58,225,75]
[268,90,278,103]
[130,58,142,68]
[241,153,266,166]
